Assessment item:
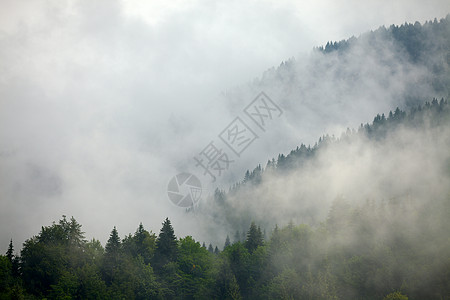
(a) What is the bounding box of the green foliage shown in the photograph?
[5,240,13,263]
[177,236,214,299]
[244,222,263,254]
[102,226,121,284]
[154,218,178,271]
[20,216,89,297]
[224,235,231,250]
[0,255,13,297]
[123,223,156,265]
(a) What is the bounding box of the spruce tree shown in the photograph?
[105,226,121,257]
[224,235,231,250]
[103,226,121,283]
[154,217,178,268]
[6,239,14,262]
[245,222,263,253]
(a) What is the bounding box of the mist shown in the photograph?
[205,109,450,240]
[0,0,449,251]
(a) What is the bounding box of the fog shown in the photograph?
[0,0,449,249]
[204,115,450,244]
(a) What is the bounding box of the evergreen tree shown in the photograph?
[208,244,214,253]
[66,216,85,247]
[123,222,156,264]
[214,246,220,255]
[245,222,263,253]
[6,239,13,263]
[103,227,121,283]
[154,218,178,269]
[105,227,121,257]
[224,235,231,250]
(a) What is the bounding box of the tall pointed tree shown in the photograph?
[105,227,121,257]
[103,226,121,283]
[154,218,178,269]
[132,222,156,264]
[224,235,231,250]
[6,239,14,263]
[245,222,263,253]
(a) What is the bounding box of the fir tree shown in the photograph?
[6,239,14,263]
[154,217,178,268]
[224,235,231,250]
[105,226,121,257]
[245,222,264,253]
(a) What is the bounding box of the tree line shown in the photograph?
[2,193,449,300]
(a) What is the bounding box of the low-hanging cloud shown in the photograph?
[0,0,449,249]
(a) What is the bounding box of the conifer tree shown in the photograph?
[245,222,263,253]
[154,218,178,268]
[6,239,14,263]
[103,226,121,283]
[224,235,231,250]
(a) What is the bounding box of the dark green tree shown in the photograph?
[5,239,13,263]
[245,222,263,253]
[103,226,121,283]
[224,235,231,250]
[122,223,156,264]
[154,218,178,269]
[105,227,121,257]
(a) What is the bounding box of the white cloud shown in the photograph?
[0,0,448,247]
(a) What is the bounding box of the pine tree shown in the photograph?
[154,217,178,268]
[103,226,122,283]
[6,239,14,262]
[224,235,231,250]
[67,216,85,247]
[131,222,155,264]
[244,170,251,182]
[245,222,263,253]
[12,255,20,277]
[208,244,214,253]
[105,227,121,257]
[214,246,220,255]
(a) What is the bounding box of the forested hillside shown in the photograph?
[1,99,449,299]
[2,12,450,300]
[257,14,450,102]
